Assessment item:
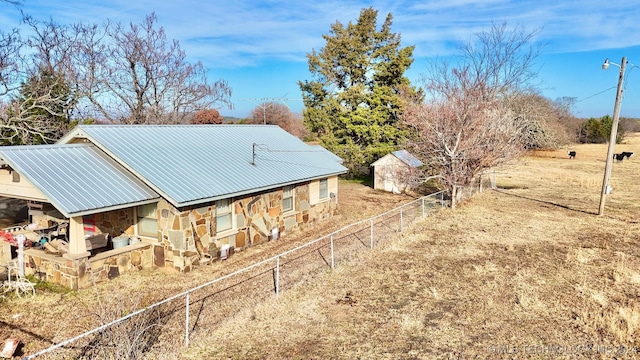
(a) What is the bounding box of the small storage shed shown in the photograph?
[371,150,422,194]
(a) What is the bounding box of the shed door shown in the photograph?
[384,173,394,192]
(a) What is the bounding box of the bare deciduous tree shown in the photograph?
[509,92,577,149]
[405,23,540,208]
[0,17,76,144]
[248,102,309,139]
[191,108,223,124]
[404,71,525,209]
[1,86,71,145]
[0,12,233,144]
[0,28,22,97]
[78,13,231,124]
[460,22,542,99]
[286,112,310,140]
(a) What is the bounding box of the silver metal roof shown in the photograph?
[310,145,344,164]
[60,125,348,207]
[371,149,423,168]
[392,150,423,168]
[0,143,160,218]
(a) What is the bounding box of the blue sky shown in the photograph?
[2,0,640,119]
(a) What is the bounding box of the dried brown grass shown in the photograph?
[184,134,640,359]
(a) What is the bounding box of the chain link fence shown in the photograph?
[450,171,497,205]
[24,190,446,359]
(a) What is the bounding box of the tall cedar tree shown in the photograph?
[299,7,421,175]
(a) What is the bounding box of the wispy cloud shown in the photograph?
[2,0,639,117]
[4,0,638,68]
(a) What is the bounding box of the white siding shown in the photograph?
[0,168,48,201]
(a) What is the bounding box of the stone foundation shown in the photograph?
[13,179,340,288]
[23,242,153,290]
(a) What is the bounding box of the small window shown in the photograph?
[216,199,233,232]
[319,178,328,199]
[137,203,157,237]
[283,186,294,212]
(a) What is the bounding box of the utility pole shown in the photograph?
[242,96,294,125]
[242,98,273,125]
[598,56,626,215]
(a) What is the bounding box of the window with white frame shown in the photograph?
[319,178,328,199]
[216,199,233,232]
[137,203,157,237]
[283,186,294,212]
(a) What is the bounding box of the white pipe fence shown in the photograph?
[24,190,446,359]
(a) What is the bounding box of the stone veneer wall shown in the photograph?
[14,208,140,290]
[20,180,339,288]
[92,207,136,238]
[157,182,338,272]
[24,243,154,290]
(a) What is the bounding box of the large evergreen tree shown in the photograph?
[299,7,421,175]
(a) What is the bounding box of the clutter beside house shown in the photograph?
[0,125,347,290]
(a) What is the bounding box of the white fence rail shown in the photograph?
[24,190,446,359]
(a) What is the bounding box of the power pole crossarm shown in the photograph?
[241,96,301,125]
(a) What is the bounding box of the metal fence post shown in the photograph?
[330,235,334,269]
[370,219,374,249]
[400,207,403,232]
[421,198,425,218]
[185,292,190,348]
[275,256,280,297]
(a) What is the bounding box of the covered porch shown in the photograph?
[0,198,161,290]
[0,143,161,289]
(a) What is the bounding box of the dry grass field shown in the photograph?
[2,134,640,359]
[182,134,640,359]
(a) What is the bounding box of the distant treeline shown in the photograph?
[576,116,640,144]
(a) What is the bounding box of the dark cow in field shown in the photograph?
[613,152,634,162]
[621,151,634,159]
[568,151,576,159]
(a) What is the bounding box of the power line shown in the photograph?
[241,95,302,124]
[575,86,617,103]
[253,155,342,171]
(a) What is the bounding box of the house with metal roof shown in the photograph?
[371,150,423,194]
[0,124,347,289]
